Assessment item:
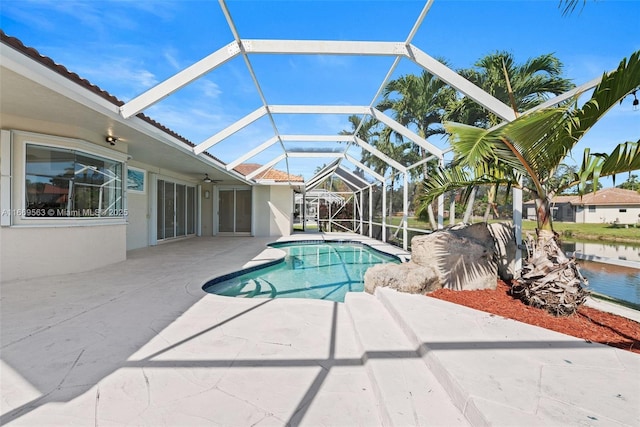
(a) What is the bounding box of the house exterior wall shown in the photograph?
[0,130,209,282]
[201,182,214,236]
[1,130,129,282]
[253,186,270,237]
[0,224,126,282]
[268,186,293,236]
[524,202,640,224]
[579,205,640,224]
[253,185,293,237]
[126,191,148,250]
[125,161,149,250]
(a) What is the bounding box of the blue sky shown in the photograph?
[1,0,639,185]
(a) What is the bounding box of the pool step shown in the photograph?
[345,292,469,427]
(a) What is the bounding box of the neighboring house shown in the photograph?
[523,188,640,224]
[0,33,297,282]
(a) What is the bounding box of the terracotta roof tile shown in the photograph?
[570,187,640,205]
[525,188,640,205]
[234,163,304,182]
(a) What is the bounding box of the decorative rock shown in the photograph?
[364,262,441,295]
[365,222,517,295]
[488,222,517,281]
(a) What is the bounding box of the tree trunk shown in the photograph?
[462,186,477,223]
[449,192,456,225]
[512,197,589,316]
[483,186,496,222]
[427,204,437,230]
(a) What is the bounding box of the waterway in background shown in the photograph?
[562,240,640,305]
[562,240,640,263]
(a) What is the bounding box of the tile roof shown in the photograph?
[234,163,304,182]
[569,187,640,205]
[0,30,224,165]
[524,187,640,206]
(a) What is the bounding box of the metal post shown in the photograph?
[352,191,356,233]
[513,184,523,271]
[382,182,387,242]
[359,190,364,235]
[437,159,444,229]
[302,189,306,232]
[437,194,444,229]
[368,186,373,238]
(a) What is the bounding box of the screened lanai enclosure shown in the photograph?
[117,0,609,253]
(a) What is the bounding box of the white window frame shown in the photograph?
[12,131,128,227]
[155,175,198,242]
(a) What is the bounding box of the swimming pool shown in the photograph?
[203,241,401,302]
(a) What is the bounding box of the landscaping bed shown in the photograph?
[429,280,640,354]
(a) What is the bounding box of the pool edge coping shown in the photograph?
[200,235,410,296]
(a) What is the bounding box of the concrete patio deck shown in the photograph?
[1,234,638,426]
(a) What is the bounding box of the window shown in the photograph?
[619,208,627,213]
[25,144,124,217]
[588,205,596,213]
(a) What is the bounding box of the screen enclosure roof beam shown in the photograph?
[120,41,242,118]
[407,44,517,123]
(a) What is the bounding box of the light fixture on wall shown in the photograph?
[204,190,211,199]
[105,136,118,146]
[203,173,212,183]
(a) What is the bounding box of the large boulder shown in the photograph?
[364,262,441,295]
[488,222,517,281]
[364,222,517,295]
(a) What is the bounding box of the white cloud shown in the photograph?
[163,48,183,71]
[68,55,158,99]
[200,80,222,99]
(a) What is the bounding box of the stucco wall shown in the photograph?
[579,205,640,224]
[0,224,126,282]
[268,186,293,236]
[253,185,293,237]
[126,192,148,250]
[201,183,214,236]
[253,186,271,237]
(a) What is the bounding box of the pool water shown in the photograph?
[203,241,400,303]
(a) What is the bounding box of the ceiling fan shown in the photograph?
[203,173,222,184]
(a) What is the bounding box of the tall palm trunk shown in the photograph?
[462,186,477,223]
[512,196,589,316]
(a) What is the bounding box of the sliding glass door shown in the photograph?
[218,188,251,234]
[157,179,196,241]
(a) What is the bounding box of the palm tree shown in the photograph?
[375,127,419,217]
[378,69,455,229]
[446,51,575,220]
[417,50,640,316]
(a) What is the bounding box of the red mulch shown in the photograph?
[428,280,640,354]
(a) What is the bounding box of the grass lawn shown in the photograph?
[377,216,640,244]
[521,220,640,243]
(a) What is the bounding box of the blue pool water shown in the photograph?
[203,241,401,302]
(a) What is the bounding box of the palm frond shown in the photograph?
[573,141,640,192]
[416,163,516,216]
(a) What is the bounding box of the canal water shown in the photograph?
[562,240,640,306]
